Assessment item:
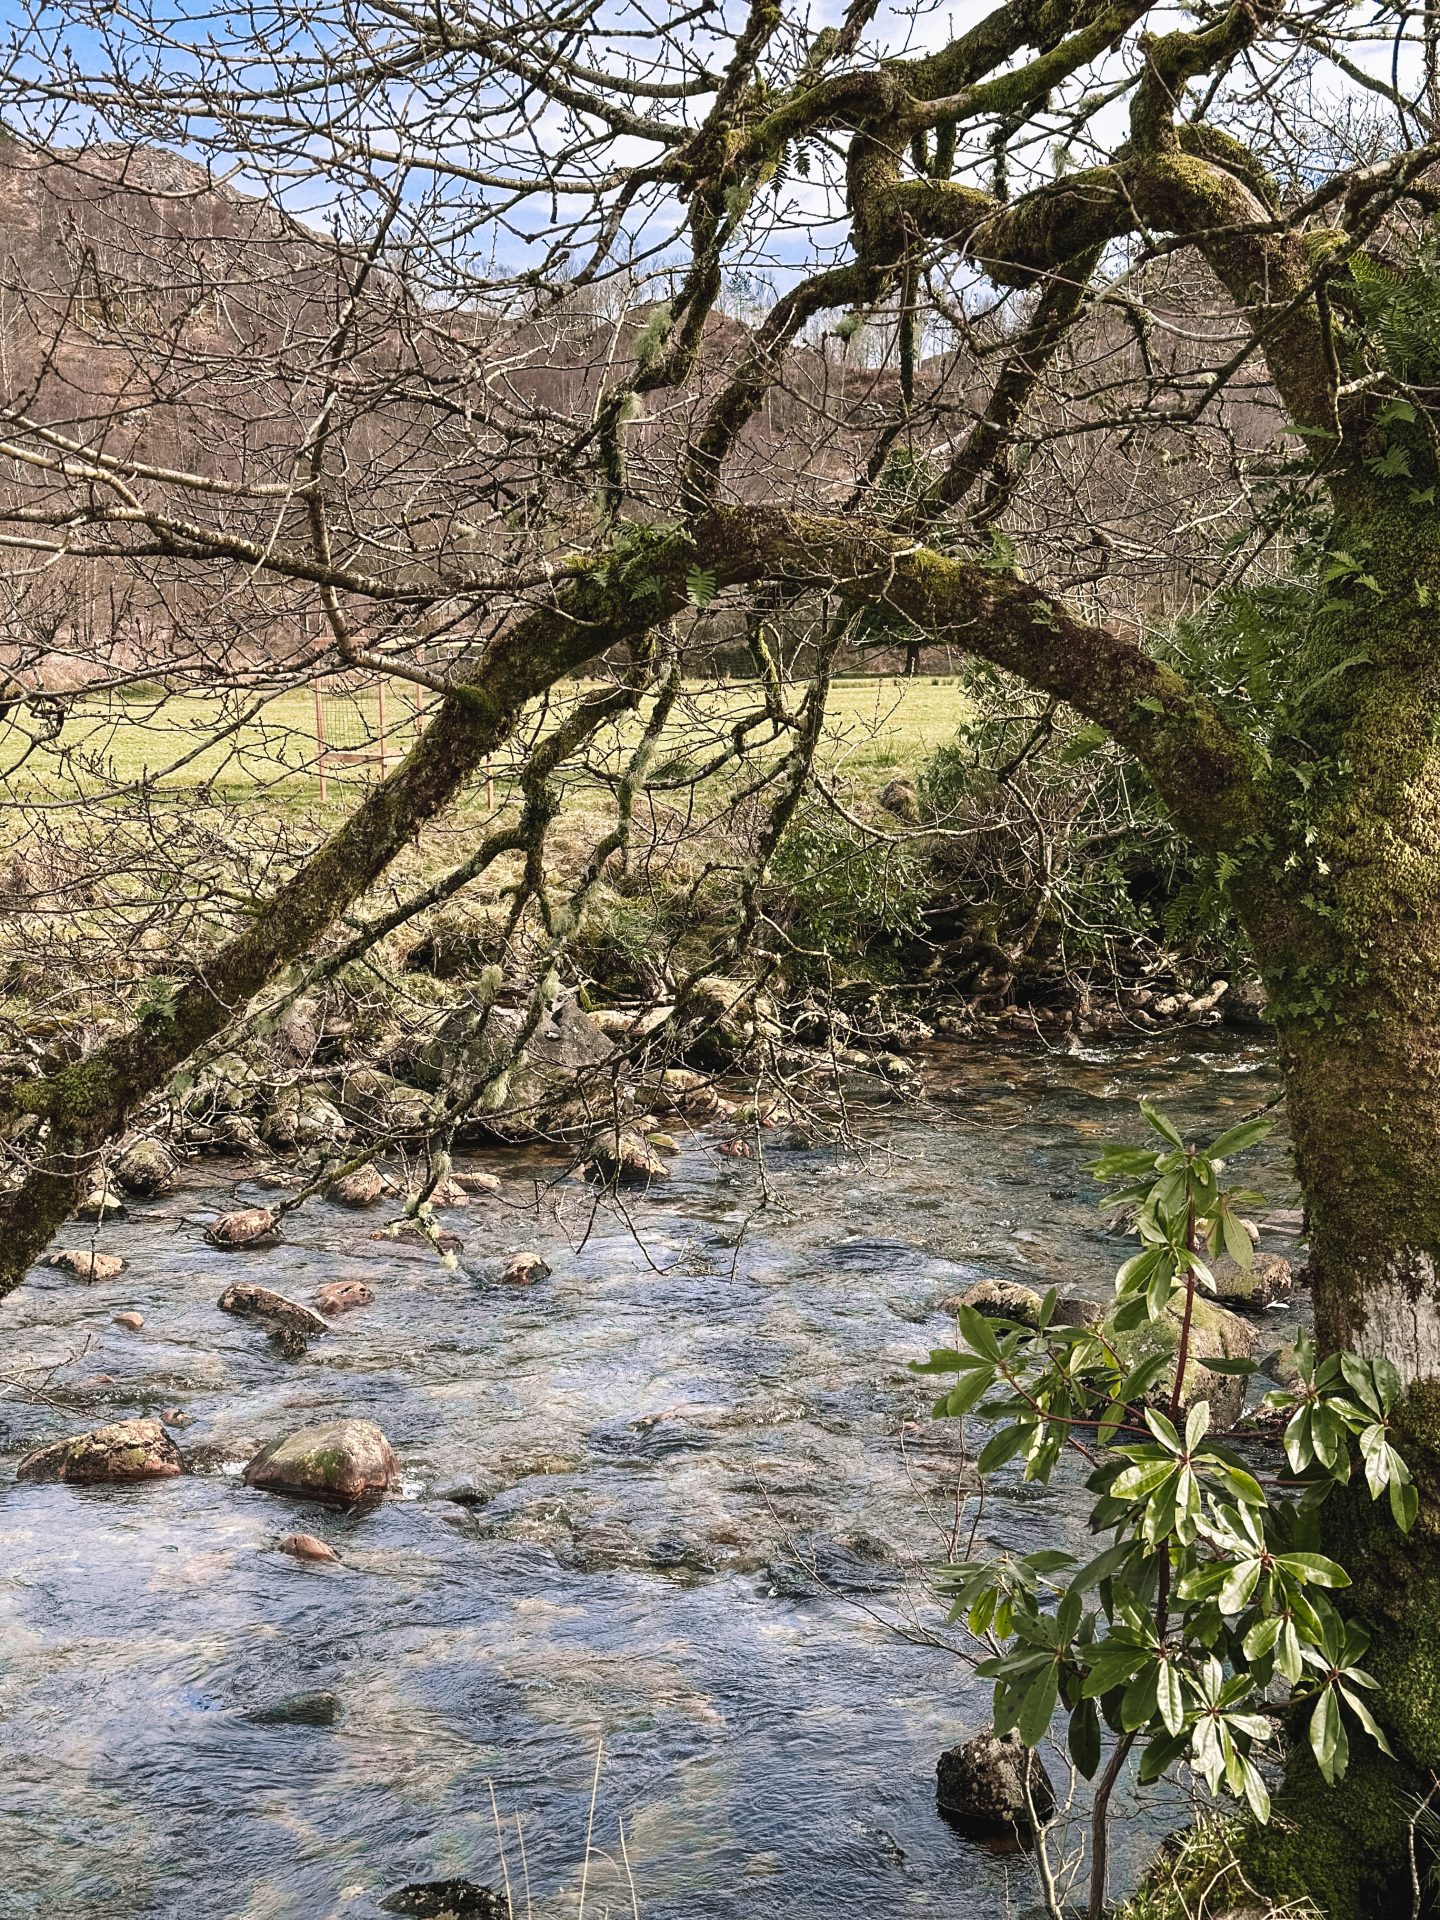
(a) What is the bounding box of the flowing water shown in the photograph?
[0,1035,1298,1920]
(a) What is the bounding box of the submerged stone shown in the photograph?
[588,1126,667,1186]
[326,1163,384,1208]
[380,1883,504,1919]
[314,1279,374,1315]
[245,1690,342,1727]
[276,1532,340,1564]
[243,1418,400,1504]
[498,1251,549,1285]
[942,1278,1043,1326]
[16,1416,182,1485]
[1102,1294,1257,1429]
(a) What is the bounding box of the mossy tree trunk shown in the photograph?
[1235,500,1440,1917]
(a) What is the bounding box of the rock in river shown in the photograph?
[276,1531,340,1564]
[314,1279,374,1315]
[219,1282,328,1335]
[499,1251,549,1285]
[588,1126,668,1186]
[115,1137,176,1197]
[206,1207,278,1249]
[16,1417,182,1485]
[326,1162,384,1209]
[943,1278,1043,1327]
[936,1729,1056,1846]
[1209,1250,1294,1313]
[243,1419,400,1503]
[380,1884,504,1919]
[45,1249,126,1281]
[75,1180,127,1223]
[1102,1294,1257,1429]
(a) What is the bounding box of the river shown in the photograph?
[0,1034,1296,1920]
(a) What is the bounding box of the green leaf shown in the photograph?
[1138,1100,1184,1148]
[1218,1558,1263,1616]
[1157,1659,1185,1736]
[1390,1474,1420,1533]
[1275,1552,1351,1589]
[1069,1698,1102,1779]
[976,1424,1028,1474]
[1206,1118,1274,1160]
[684,565,718,607]
[1309,1686,1349,1785]
[955,1304,1002,1363]
[1017,1660,1060,1746]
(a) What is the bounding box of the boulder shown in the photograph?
[76,1180,126,1223]
[588,1126,667,1186]
[16,1417,182,1485]
[339,1066,438,1137]
[314,1279,374,1315]
[243,1419,400,1503]
[451,1168,501,1196]
[210,1113,267,1156]
[1052,1294,1105,1329]
[326,1162,384,1208]
[115,1137,176,1197]
[45,1249,126,1282]
[276,1532,340,1563]
[219,1282,328,1335]
[1209,1251,1294,1313]
[1102,1294,1258,1430]
[936,1729,1056,1845]
[206,1207,279,1249]
[499,1251,550,1286]
[943,1278,1044,1327]
[879,776,922,825]
[380,1884,504,1919]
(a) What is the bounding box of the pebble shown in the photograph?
[113,1311,145,1331]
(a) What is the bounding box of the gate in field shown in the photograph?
[312,672,425,800]
[311,670,493,808]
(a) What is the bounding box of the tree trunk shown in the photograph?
[1245,1013,1440,1917]
[1237,534,1440,1913]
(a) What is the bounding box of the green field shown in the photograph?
[1,673,968,817]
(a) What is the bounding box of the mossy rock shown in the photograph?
[243,1418,399,1504]
[942,1278,1044,1326]
[1102,1295,1257,1430]
[115,1137,176,1197]
[17,1416,183,1484]
[1209,1251,1293,1313]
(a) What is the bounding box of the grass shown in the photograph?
[1,673,967,818]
